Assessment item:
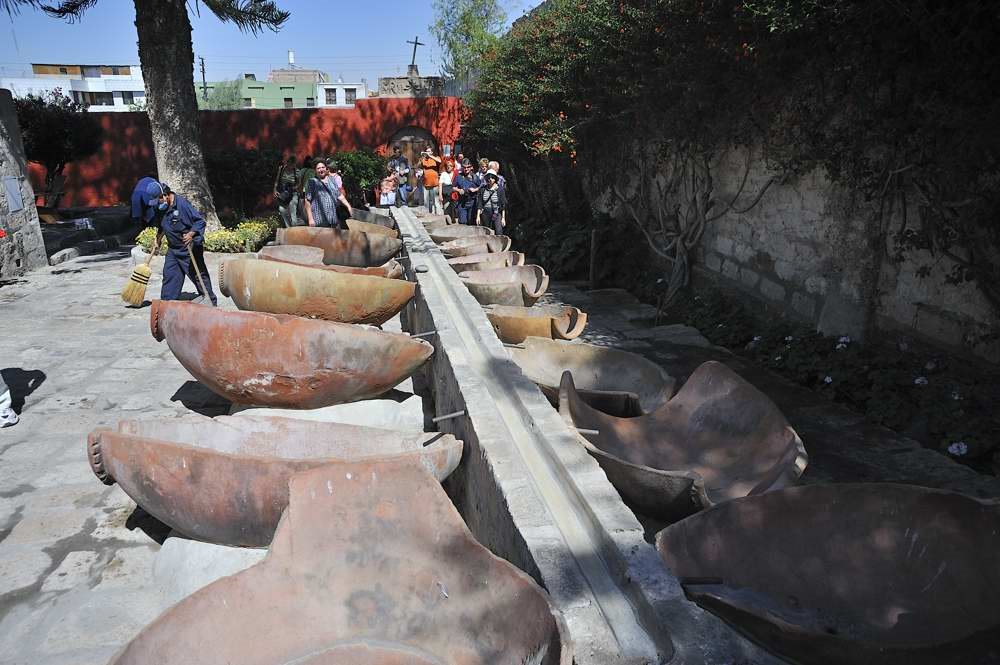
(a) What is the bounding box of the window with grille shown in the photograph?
[345,88,356,104]
[325,88,337,105]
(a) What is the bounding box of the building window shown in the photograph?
[95,92,114,105]
[59,67,68,74]
[112,66,121,75]
[243,97,253,108]
[122,91,134,105]
[283,97,293,108]
[325,88,337,105]
[345,88,356,104]
[306,97,315,107]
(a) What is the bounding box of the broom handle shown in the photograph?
[187,240,213,305]
[145,232,159,265]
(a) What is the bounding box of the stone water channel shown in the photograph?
[3,204,998,664]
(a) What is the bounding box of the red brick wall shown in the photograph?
[29,96,465,209]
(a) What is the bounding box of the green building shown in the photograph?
[198,73,319,110]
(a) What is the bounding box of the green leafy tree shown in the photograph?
[430,0,506,84]
[13,89,103,207]
[332,149,388,206]
[4,0,289,231]
[198,78,243,110]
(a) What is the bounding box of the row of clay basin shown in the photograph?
[425,220,588,345]
[501,333,1000,663]
[91,208,573,663]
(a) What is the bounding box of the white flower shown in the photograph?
[784,335,794,342]
[753,335,762,342]
[914,376,929,386]
[716,323,725,328]
[947,441,969,457]
[838,335,851,344]
[835,342,848,350]
[823,375,833,384]
[773,355,782,361]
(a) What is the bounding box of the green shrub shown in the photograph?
[136,215,279,253]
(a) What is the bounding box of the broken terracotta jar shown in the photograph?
[447,250,525,273]
[256,252,404,279]
[559,361,807,521]
[257,244,325,265]
[109,460,572,665]
[346,218,400,238]
[486,305,587,344]
[151,300,432,407]
[656,483,1000,665]
[220,258,415,325]
[440,235,512,257]
[510,337,675,417]
[350,208,395,228]
[460,265,549,306]
[88,415,463,547]
[275,226,401,267]
[430,225,494,244]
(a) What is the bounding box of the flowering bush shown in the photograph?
[135,216,279,254]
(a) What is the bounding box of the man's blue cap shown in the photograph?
[144,180,168,206]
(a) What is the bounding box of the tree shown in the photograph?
[430,0,506,85]
[198,78,243,111]
[13,89,103,207]
[4,0,288,231]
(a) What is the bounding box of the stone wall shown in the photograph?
[579,140,999,362]
[0,89,46,278]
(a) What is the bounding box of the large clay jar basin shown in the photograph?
[87,415,463,547]
[276,226,401,267]
[109,460,572,665]
[220,258,415,325]
[257,253,404,279]
[558,360,807,521]
[486,305,587,344]
[447,250,524,273]
[460,265,549,306]
[346,218,400,238]
[430,225,494,244]
[350,208,395,228]
[656,483,1000,665]
[440,235,512,257]
[511,337,675,416]
[150,300,433,407]
[258,244,324,264]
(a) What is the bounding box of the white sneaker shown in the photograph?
[0,408,17,428]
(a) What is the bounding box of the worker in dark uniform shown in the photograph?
[130,176,164,225]
[141,180,217,305]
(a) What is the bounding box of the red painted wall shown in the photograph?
[28,97,465,209]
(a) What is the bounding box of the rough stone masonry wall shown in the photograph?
[586,141,1000,362]
[0,89,46,278]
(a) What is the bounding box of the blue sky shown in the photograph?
[1,0,536,85]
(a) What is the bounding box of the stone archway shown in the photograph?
[387,126,436,189]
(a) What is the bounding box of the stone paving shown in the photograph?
[0,248,419,664]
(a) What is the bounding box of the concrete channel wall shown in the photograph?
[393,207,782,665]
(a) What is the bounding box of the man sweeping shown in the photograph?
[139,180,217,306]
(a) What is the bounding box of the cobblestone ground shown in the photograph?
[0,249,266,664]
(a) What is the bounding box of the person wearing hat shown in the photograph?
[142,180,218,305]
[476,170,507,234]
[453,160,481,225]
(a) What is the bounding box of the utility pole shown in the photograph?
[199,56,208,101]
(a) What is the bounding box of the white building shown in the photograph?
[0,63,145,112]
[316,78,369,108]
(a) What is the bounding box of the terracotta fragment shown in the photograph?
[256,253,404,279]
[350,208,395,228]
[430,225,494,244]
[257,244,325,264]
[87,415,463,547]
[559,361,807,521]
[440,235,512,257]
[150,300,432,407]
[275,227,402,267]
[447,251,525,273]
[219,258,415,325]
[656,483,1000,665]
[460,265,549,306]
[486,305,587,344]
[510,337,675,416]
[109,460,572,665]
[346,218,400,238]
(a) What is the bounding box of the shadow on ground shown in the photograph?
[170,381,231,417]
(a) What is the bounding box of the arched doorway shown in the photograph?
[387,126,436,191]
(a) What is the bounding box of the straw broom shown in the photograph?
[121,236,159,306]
